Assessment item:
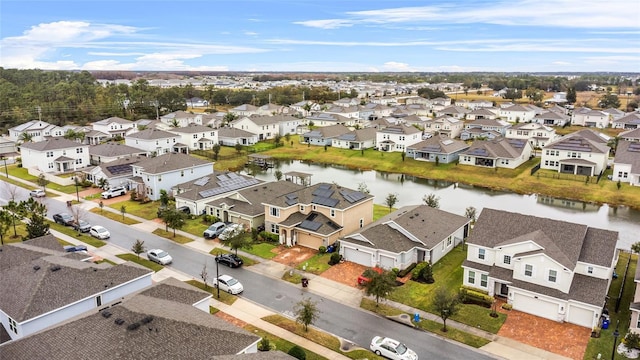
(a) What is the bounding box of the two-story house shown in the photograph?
[20,137,90,173]
[263,183,374,249]
[422,116,463,139]
[459,138,533,169]
[611,140,640,186]
[91,117,135,138]
[166,124,217,151]
[301,124,351,146]
[124,129,181,156]
[435,105,469,120]
[463,208,618,328]
[340,205,470,270]
[407,135,470,164]
[376,124,422,152]
[88,143,148,165]
[571,107,610,128]
[541,129,610,176]
[505,123,560,148]
[460,119,511,141]
[128,153,212,201]
[9,120,62,143]
[160,111,204,127]
[83,155,144,189]
[230,115,297,141]
[229,104,260,117]
[499,104,537,123]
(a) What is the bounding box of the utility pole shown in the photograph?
[36,106,42,121]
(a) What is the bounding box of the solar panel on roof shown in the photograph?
[193,177,209,186]
[312,196,339,207]
[299,220,322,231]
[318,184,332,190]
[227,172,240,179]
[285,194,298,200]
[326,221,341,230]
[470,148,489,156]
[442,139,454,145]
[216,174,229,181]
[285,198,298,206]
[628,143,640,152]
[198,177,260,198]
[105,164,132,176]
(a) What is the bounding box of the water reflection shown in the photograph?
[247,160,640,250]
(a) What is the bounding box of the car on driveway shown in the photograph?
[53,213,75,226]
[203,222,227,239]
[101,186,127,199]
[215,253,243,268]
[71,219,91,233]
[370,336,418,360]
[218,223,243,241]
[147,249,173,265]
[29,189,46,197]
[213,274,244,294]
[357,267,383,286]
[89,225,110,239]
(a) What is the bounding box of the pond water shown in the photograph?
[247,160,640,251]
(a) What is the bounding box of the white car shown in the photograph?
[89,225,110,239]
[29,189,46,197]
[370,336,418,360]
[218,223,242,241]
[147,249,173,265]
[213,274,244,295]
[101,186,126,199]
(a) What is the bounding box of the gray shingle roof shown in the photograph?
[20,137,87,151]
[408,135,469,154]
[614,140,640,174]
[126,128,177,140]
[462,138,528,159]
[218,127,256,138]
[304,124,351,139]
[268,182,372,210]
[90,143,147,157]
[134,153,211,174]
[175,171,263,201]
[209,181,305,216]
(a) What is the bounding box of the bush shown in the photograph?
[259,231,279,242]
[328,253,342,265]
[459,288,493,307]
[397,263,416,278]
[501,303,513,311]
[258,337,271,351]
[625,332,640,350]
[411,262,429,280]
[318,246,326,253]
[288,345,306,360]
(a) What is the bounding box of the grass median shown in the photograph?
[116,253,163,272]
[152,228,194,244]
[90,208,140,225]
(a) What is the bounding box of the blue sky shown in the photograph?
[1,0,639,73]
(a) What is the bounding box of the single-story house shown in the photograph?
[406,135,470,163]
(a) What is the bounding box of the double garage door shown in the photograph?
[343,247,373,267]
[513,293,560,321]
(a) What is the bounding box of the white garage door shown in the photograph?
[567,305,595,328]
[343,247,372,267]
[379,255,395,269]
[513,293,559,321]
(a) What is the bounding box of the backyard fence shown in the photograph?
[533,170,599,184]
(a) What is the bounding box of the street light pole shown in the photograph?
[216,253,220,299]
[611,320,620,360]
[1,156,7,177]
[74,177,80,202]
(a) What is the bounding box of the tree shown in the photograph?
[120,205,127,221]
[384,193,398,213]
[0,209,12,245]
[363,269,397,305]
[131,239,145,259]
[274,134,282,147]
[22,197,49,239]
[159,189,170,207]
[599,92,621,109]
[465,206,477,224]
[212,143,221,161]
[235,143,243,154]
[631,242,640,254]
[222,227,253,255]
[98,177,109,190]
[161,208,187,236]
[37,174,49,191]
[566,87,577,104]
[293,297,319,332]
[69,205,87,235]
[5,200,22,238]
[432,287,460,332]
[423,193,440,208]
[274,169,283,181]
[357,182,370,194]
[502,88,522,101]
[223,112,238,125]
[200,263,209,289]
[418,262,435,283]
[18,132,34,143]
[284,133,291,144]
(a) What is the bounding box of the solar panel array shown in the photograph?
[312,196,339,207]
[326,221,341,230]
[299,220,322,231]
[553,138,592,152]
[193,177,209,186]
[340,189,366,203]
[198,174,260,198]
[469,148,489,156]
[506,139,525,149]
[285,193,299,206]
[105,164,133,176]
[312,185,334,198]
[629,142,640,152]
[442,139,454,146]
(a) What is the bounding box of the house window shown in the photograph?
[299,205,305,212]
[75,159,83,164]
[524,264,533,277]
[330,209,335,217]
[193,134,198,139]
[312,205,316,210]
[96,295,102,307]
[46,151,53,157]
[359,218,364,228]
[270,223,279,233]
[548,269,557,283]
[480,274,488,287]
[181,170,184,177]
[447,236,452,246]
[8,317,17,334]
[478,248,485,260]
[76,148,83,153]
[468,271,475,284]
[587,266,594,274]
[270,207,280,217]
[504,255,511,265]
[48,163,54,169]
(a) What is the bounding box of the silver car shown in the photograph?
[89,225,110,239]
[213,274,244,294]
[147,249,173,265]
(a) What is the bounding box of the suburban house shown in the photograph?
[621,128,640,142]
[532,110,571,127]
[499,104,537,123]
[8,120,64,143]
[230,115,298,140]
[91,116,135,138]
[128,153,212,201]
[603,108,627,122]
[124,129,181,156]
[0,235,153,342]
[160,111,204,127]
[406,135,470,163]
[263,182,374,249]
[301,124,351,146]
[89,143,147,165]
[305,113,355,127]
[629,258,640,335]
[460,119,511,141]
[217,127,259,146]
[612,113,640,130]
[571,107,610,128]
[462,208,618,329]
[229,104,260,117]
[331,127,377,150]
[20,137,90,174]
[206,180,305,230]
[465,108,499,121]
[186,96,208,107]
[340,205,470,270]
[0,137,18,158]
[83,155,144,189]
[0,275,284,358]
[459,138,533,169]
[84,129,109,145]
[257,103,290,116]
[423,116,464,139]
[611,140,640,186]
[173,171,263,215]
[376,124,422,152]
[435,105,469,120]
[332,97,360,107]
[505,123,560,149]
[540,129,611,176]
[289,100,320,117]
[166,124,218,151]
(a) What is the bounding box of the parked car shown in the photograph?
[29,189,46,197]
[213,274,244,294]
[63,244,88,253]
[204,222,227,239]
[370,336,418,360]
[101,186,127,199]
[215,253,243,268]
[53,213,75,226]
[89,225,110,239]
[71,219,91,232]
[157,205,191,217]
[357,267,383,286]
[147,249,173,265]
[218,223,243,241]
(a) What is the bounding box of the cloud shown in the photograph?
[244,31,258,36]
[293,19,354,30]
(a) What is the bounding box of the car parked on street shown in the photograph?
[370,336,418,360]
[213,274,244,294]
[147,249,173,265]
[203,222,227,239]
[63,244,88,253]
[101,186,127,199]
[89,225,110,239]
[53,213,75,226]
[215,253,243,268]
[29,189,46,197]
[71,219,91,233]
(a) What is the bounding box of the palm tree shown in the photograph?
[18,132,34,143]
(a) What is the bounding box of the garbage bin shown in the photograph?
[301,278,309,288]
[66,200,72,207]
[414,313,420,322]
[602,319,610,329]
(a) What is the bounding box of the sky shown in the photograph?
[1,0,639,73]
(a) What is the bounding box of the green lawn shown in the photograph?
[244,325,328,360]
[373,203,395,220]
[7,165,39,182]
[182,217,210,237]
[107,200,160,220]
[296,252,332,274]
[1,223,29,244]
[48,221,106,247]
[208,247,258,266]
[90,208,140,225]
[116,253,163,272]
[244,242,279,259]
[185,279,238,305]
[152,228,194,244]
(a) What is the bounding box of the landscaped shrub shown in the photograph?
[397,263,416,278]
[259,231,279,242]
[625,332,640,349]
[318,246,326,253]
[257,337,271,351]
[501,303,512,311]
[411,262,428,280]
[459,288,493,308]
[288,345,306,360]
[328,253,342,265]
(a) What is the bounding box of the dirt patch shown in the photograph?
[215,311,248,328]
[271,246,317,267]
[92,194,129,206]
[320,261,368,288]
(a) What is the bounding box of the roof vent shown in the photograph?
[33,265,41,271]
[127,322,141,331]
[50,265,61,272]
[141,316,154,324]
[114,318,125,325]
[101,311,112,318]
